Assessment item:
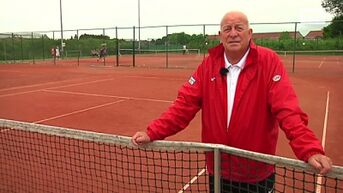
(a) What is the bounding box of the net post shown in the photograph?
[77,50,80,66]
[214,148,221,193]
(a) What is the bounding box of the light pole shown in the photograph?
[59,0,64,56]
[138,0,141,50]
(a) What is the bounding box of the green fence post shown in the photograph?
[116,27,119,67]
[3,39,7,62]
[20,36,23,62]
[133,26,135,67]
[203,24,206,59]
[31,32,35,64]
[42,35,45,61]
[292,22,298,73]
[11,33,15,63]
[165,26,169,68]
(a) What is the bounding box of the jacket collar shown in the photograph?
[209,41,258,118]
[208,40,257,68]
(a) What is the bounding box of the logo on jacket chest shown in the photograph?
[188,76,196,85]
[272,75,281,82]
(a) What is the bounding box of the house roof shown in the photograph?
[207,31,304,40]
[252,32,303,40]
[304,30,323,39]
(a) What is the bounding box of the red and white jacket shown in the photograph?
[146,42,324,182]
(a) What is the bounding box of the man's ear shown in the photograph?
[248,28,253,39]
[218,31,222,43]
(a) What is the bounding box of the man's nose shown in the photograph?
[228,29,239,37]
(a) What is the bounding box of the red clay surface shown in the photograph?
[0,53,342,192]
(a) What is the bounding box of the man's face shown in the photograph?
[219,14,252,55]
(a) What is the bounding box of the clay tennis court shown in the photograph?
[0,52,342,192]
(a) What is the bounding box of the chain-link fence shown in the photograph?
[0,21,342,71]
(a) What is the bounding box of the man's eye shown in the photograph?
[236,26,245,32]
[223,28,231,32]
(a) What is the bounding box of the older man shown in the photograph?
[132,11,332,193]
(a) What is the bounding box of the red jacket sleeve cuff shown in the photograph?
[146,128,159,141]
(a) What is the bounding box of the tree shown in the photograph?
[79,34,110,40]
[321,0,343,16]
[323,15,343,38]
[279,32,292,40]
[321,0,343,38]
[166,32,191,45]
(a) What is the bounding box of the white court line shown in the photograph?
[45,78,114,90]
[315,91,330,193]
[0,77,95,92]
[0,73,184,93]
[42,89,173,103]
[0,90,42,98]
[33,99,126,124]
[178,168,206,193]
[125,75,186,81]
[318,57,326,68]
[0,78,114,98]
[1,74,176,125]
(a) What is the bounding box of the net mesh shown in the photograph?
[276,50,343,63]
[1,119,342,193]
[0,119,208,193]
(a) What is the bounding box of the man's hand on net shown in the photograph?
[308,154,333,175]
[131,131,151,146]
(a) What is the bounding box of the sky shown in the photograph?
[1,0,334,39]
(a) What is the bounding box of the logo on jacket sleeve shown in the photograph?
[272,75,281,82]
[188,76,196,85]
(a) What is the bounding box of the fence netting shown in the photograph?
[1,21,342,71]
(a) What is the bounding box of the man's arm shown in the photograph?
[267,52,332,175]
[133,62,204,143]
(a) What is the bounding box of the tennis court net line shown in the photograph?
[0,118,342,193]
[276,50,343,56]
[119,48,201,55]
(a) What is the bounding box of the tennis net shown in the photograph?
[0,118,342,193]
[119,48,201,55]
[276,50,343,56]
